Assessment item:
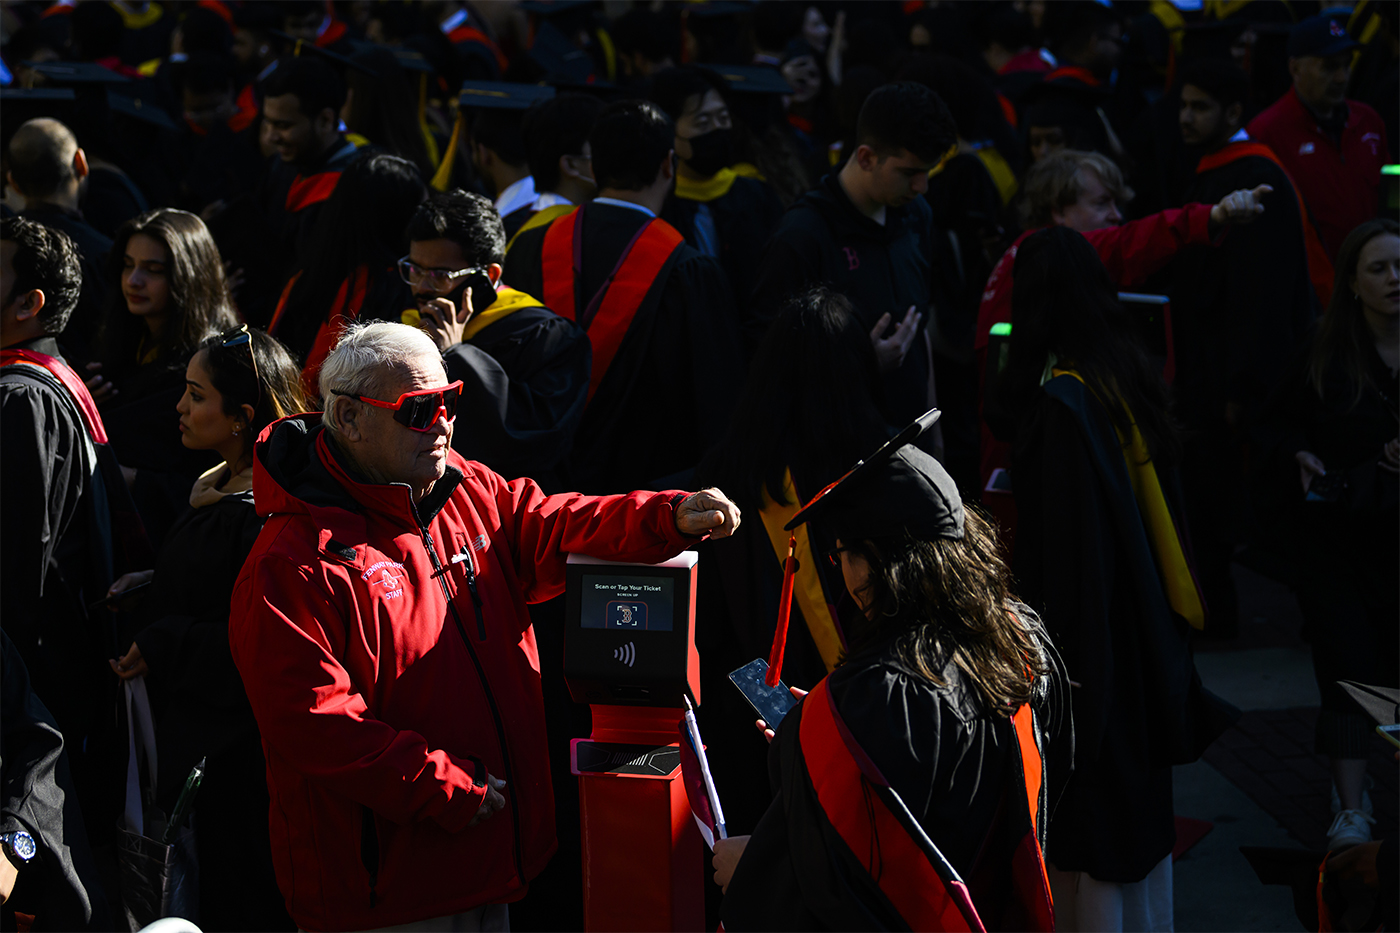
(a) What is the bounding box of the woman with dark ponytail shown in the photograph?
[1002,226,1233,931]
[105,326,308,932]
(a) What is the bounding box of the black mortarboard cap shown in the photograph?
[1338,681,1399,726]
[706,63,791,95]
[267,30,379,77]
[458,80,556,111]
[762,408,953,688]
[528,21,610,88]
[345,39,436,75]
[107,92,177,130]
[519,0,595,14]
[785,409,961,541]
[21,61,175,131]
[24,60,131,85]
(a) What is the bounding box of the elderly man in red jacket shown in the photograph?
[229,321,740,932]
[1248,12,1392,262]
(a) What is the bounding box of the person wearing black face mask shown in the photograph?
[647,67,785,304]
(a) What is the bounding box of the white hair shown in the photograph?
[320,322,440,434]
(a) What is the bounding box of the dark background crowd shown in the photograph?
[0,0,1396,931]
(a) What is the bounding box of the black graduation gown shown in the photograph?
[503,202,744,494]
[1,631,111,933]
[0,337,122,844]
[749,173,935,428]
[501,203,533,242]
[1011,375,1236,882]
[17,205,111,361]
[661,175,785,306]
[441,300,591,492]
[101,349,220,548]
[1170,152,1318,422]
[126,480,292,931]
[721,612,1068,931]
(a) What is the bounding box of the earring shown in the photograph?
[232,425,240,436]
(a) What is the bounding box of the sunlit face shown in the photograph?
[860,147,935,208]
[1054,168,1123,232]
[1354,233,1400,318]
[122,233,172,321]
[346,353,455,492]
[177,349,244,452]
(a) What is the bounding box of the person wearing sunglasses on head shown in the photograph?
[107,325,309,931]
[401,189,591,492]
[227,320,740,933]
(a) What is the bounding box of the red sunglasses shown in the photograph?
[337,381,463,432]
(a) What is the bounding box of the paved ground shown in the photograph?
[1172,559,1398,932]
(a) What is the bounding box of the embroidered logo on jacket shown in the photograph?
[363,560,406,600]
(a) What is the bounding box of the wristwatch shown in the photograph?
[0,831,35,865]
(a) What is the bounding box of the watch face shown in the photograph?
[4,832,35,862]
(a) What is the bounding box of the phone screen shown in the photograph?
[729,658,798,729]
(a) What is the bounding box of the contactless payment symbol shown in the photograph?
[606,600,648,630]
[613,642,636,667]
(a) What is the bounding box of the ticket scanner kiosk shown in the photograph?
[562,552,704,932]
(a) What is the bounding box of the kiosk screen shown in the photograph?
[580,575,675,632]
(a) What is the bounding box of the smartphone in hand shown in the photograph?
[729,658,799,729]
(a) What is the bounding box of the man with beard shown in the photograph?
[403,190,589,492]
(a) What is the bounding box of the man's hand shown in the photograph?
[676,488,741,539]
[1210,185,1271,228]
[469,773,507,827]
[712,835,750,893]
[0,848,15,904]
[418,289,476,353]
[871,305,921,374]
[110,642,148,681]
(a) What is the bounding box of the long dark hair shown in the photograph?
[199,327,312,462]
[1000,225,1180,463]
[276,153,425,360]
[698,286,890,505]
[102,209,238,372]
[839,508,1049,716]
[1309,219,1400,409]
[344,47,435,178]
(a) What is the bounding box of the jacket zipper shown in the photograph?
[416,520,527,886]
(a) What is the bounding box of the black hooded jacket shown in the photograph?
[749,173,935,428]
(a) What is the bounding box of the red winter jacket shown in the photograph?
[1247,88,1391,262]
[975,204,1214,484]
[229,415,694,931]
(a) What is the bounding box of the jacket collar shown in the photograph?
[315,430,465,532]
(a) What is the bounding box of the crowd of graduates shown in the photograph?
[0,0,1397,931]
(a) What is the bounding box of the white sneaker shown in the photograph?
[1329,776,1375,817]
[1326,809,1376,850]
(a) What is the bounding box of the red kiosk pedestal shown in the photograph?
[571,706,704,932]
[562,552,705,932]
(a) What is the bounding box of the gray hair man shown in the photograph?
[229,322,739,931]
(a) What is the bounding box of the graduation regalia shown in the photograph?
[405,286,591,491]
[504,201,743,494]
[663,165,785,305]
[722,412,1068,931]
[1012,372,1236,882]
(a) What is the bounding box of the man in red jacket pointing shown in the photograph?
[228,321,740,932]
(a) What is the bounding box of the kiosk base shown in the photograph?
[572,707,704,932]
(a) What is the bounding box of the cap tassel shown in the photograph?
[766,534,798,687]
